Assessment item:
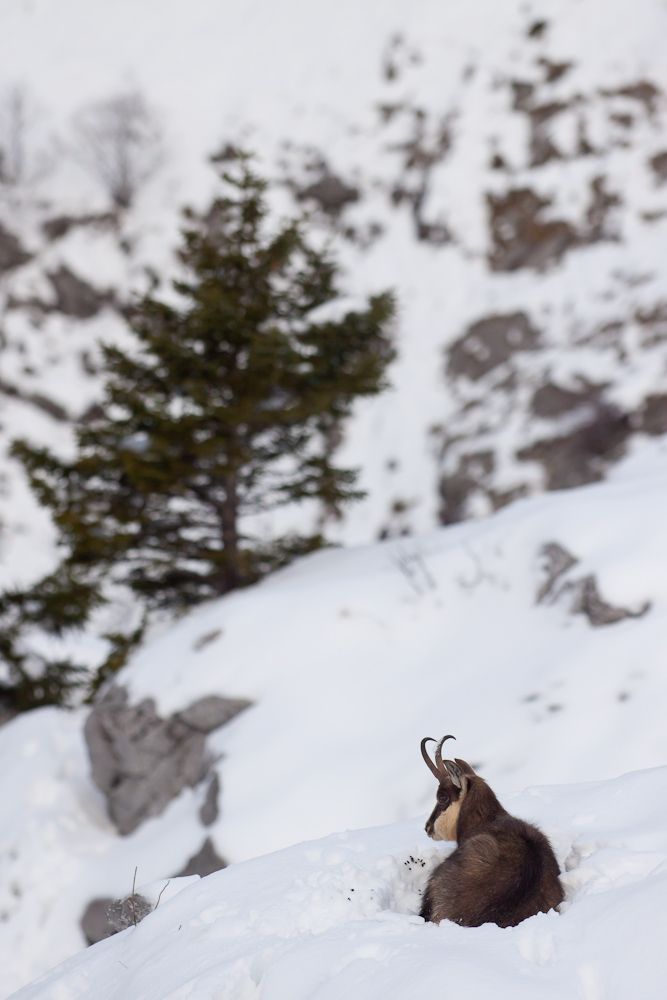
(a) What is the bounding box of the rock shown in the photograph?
[649,151,667,185]
[48,265,109,318]
[42,212,116,241]
[536,542,650,625]
[177,837,226,878]
[199,771,220,826]
[297,171,360,217]
[536,542,579,603]
[487,188,577,272]
[517,404,632,490]
[0,223,31,273]
[447,312,541,381]
[571,575,650,627]
[80,898,115,945]
[638,394,667,436]
[486,178,619,273]
[84,685,250,835]
[530,379,604,419]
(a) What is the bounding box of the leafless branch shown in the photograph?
[0,85,51,185]
[73,91,164,208]
[390,540,437,596]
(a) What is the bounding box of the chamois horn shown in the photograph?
[421,735,456,780]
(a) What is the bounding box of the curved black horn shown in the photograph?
[434,734,456,775]
[421,737,443,780]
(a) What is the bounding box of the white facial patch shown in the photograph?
[433,798,462,842]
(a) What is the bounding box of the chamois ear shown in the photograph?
[454,758,476,777]
[443,760,466,790]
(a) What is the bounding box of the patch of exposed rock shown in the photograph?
[42,211,116,241]
[637,394,667,435]
[84,685,250,835]
[80,898,116,945]
[177,836,226,877]
[49,265,111,318]
[487,177,620,273]
[7,265,113,319]
[517,403,631,490]
[537,541,650,625]
[297,170,360,217]
[0,222,31,273]
[447,312,540,381]
[649,151,667,185]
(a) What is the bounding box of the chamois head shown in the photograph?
[421,735,476,842]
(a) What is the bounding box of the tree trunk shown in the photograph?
[220,472,240,591]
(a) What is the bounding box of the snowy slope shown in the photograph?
[2,1,667,995]
[1,440,667,994]
[12,765,667,1000]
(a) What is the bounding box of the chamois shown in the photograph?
[420,736,563,928]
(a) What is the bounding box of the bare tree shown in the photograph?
[73,91,163,209]
[0,85,50,185]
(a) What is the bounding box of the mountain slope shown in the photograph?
[12,765,667,1000]
[1,439,667,994]
[1,0,667,582]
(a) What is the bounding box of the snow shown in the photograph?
[121,440,667,862]
[11,765,667,1000]
[1,442,667,994]
[2,0,667,569]
[1,0,667,995]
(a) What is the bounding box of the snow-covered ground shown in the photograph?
[2,0,667,996]
[2,440,667,995]
[13,764,667,1000]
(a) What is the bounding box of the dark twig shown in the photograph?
[131,866,138,927]
[154,880,171,910]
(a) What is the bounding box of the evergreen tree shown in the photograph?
[0,158,395,710]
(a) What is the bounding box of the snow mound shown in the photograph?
[12,765,667,1000]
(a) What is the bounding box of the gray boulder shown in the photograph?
[80,897,115,945]
[84,685,250,835]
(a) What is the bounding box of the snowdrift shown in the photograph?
[13,765,667,1000]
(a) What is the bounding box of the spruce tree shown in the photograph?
[0,158,395,710]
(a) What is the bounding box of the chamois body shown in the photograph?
[420,737,563,928]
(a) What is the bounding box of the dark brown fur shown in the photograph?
[421,757,564,928]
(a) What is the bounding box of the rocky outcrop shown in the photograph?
[84,685,250,835]
[537,542,650,626]
[447,312,540,381]
[48,265,111,318]
[0,223,31,273]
